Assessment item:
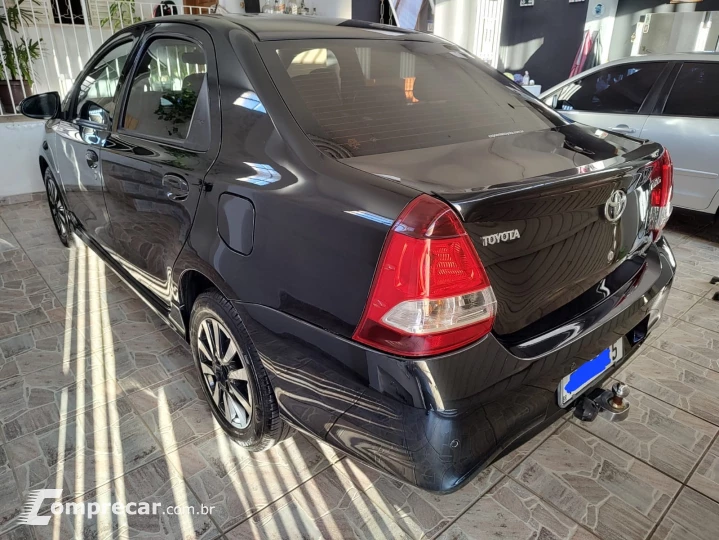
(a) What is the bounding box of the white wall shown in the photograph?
[433,0,504,66]
[23,0,190,96]
[0,120,46,197]
[434,0,479,51]
[311,0,352,18]
[31,25,106,96]
[584,0,619,65]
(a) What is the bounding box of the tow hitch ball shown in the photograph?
[574,382,631,422]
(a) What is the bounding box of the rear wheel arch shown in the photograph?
[39,156,49,177]
[710,190,719,219]
[179,269,220,339]
[177,267,243,334]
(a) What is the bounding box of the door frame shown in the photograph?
[98,21,222,312]
[112,21,222,156]
[52,27,146,235]
[66,27,147,128]
[650,60,719,118]
[636,61,677,116]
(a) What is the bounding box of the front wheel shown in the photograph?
[43,168,70,247]
[190,290,293,451]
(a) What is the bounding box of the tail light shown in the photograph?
[353,194,496,357]
[648,149,673,239]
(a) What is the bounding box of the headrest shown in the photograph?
[182,51,206,65]
[412,76,447,102]
[182,73,206,91]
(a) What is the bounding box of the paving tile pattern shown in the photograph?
[0,200,717,539]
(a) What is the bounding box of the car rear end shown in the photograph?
[240,29,676,492]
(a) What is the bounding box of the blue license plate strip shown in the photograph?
[559,338,623,406]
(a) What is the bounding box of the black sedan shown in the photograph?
[20,14,676,493]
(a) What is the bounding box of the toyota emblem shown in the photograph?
[604,190,627,222]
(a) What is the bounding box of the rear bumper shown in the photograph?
[235,238,675,493]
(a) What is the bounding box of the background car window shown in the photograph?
[75,40,135,123]
[123,39,207,140]
[664,63,719,117]
[548,63,664,114]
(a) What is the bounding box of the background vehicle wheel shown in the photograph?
[190,289,293,451]
[43,168,70,247]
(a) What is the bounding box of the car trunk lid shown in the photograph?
[343,125,664,337]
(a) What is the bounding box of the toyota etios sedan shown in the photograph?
[21,15,676,493]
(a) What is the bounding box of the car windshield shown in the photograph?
[258,39,566,158]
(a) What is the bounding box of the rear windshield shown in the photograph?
[257,39,565,158]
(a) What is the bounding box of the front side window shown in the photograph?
[123,38,207,140]
[75,40,135,123]
[664,62,719,117]
[258,39,565,158]
[546,62,665,114]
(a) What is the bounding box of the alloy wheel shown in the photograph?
[46,175,68,243]
[197,317,253,429]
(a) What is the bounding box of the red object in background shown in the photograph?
[570,30,596,77]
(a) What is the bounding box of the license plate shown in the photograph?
[558,339,624,407]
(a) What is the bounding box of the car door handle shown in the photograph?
[86,149,99,168]
[162,174,190,200]
[610,125,636,134]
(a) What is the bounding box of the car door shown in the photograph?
[100,24,220,309]
[639,62,719,213]
[53,33,140,249]
[543,61,669,137]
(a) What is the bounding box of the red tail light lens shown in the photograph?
[353,195,496,357]
[648,149,673,239]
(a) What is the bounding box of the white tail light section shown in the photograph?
[382,290,497,335]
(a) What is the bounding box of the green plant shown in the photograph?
[0,0,42,84]
[101,0,141,31]
[154,87,199,137]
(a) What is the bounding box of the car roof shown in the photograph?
[177,13,438,42]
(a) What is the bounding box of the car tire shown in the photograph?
[190,289,293,451]
[43,168,71,247]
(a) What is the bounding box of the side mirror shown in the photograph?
[20,92,61,120]
[79,100,111,128]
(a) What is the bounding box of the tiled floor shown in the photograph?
[0,199,718,540]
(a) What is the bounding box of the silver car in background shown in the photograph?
[541,53,719,215]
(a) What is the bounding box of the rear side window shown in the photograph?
[123,38,207,140]
[549,62,664,114]
[258,40,564,158]
[664,62,719,117]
